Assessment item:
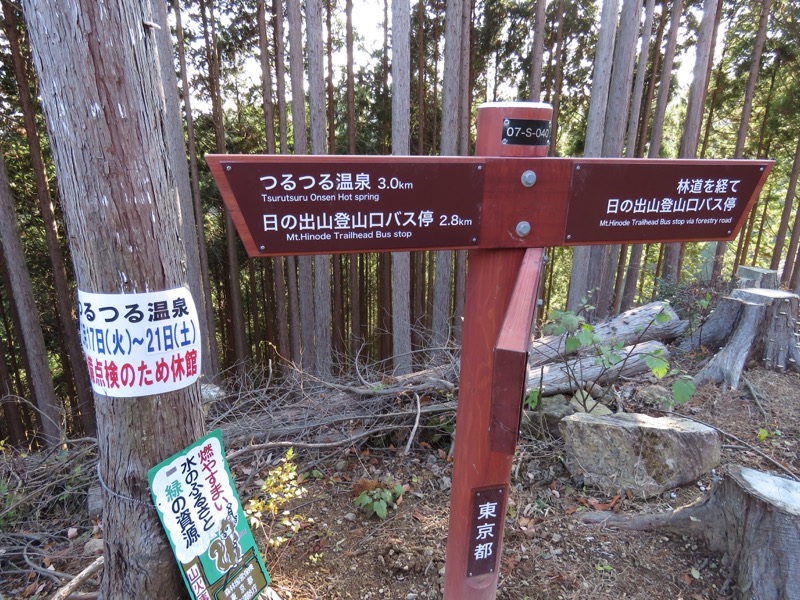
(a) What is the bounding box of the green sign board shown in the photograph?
[148,429,270,600]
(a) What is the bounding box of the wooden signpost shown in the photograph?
[208,101,772,599]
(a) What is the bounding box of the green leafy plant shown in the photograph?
[524,389,540,411]
[353,479,408,520]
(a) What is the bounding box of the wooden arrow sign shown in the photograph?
[208,155,772,257]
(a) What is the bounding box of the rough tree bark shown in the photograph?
[775,134,800,281]
[287,0,317,373]
[171,0,219,382]
[200,0,247,374]
[0,314,25,445]
[712,0,772,282]
[529,0,546,101]
[0,153,62,446]
[23,1,205,597]
[566,0,618,314]
[548,0,566,157]
[595,0,643,317]
[392,0,413,375]
[431,0,463,355]
[256,0,290,364]
[307,0,332,376]
[662,0,718,284]
[2,2,95,436]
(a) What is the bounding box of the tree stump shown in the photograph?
[736,265,779,290]
[676,296,750,353]
[581,465,800,600]
[733,288,800,372]
[680,288,800,389]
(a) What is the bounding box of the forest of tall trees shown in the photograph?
[0,0,799,448]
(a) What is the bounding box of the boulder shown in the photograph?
[83,537,104,556]
[520,395,574,438]
[560,412,720,498]
[634,384,672,408]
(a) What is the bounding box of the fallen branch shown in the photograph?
[741,376,769,425]
[404,393,422,455]
[49,556,104,600]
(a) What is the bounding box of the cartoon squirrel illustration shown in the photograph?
[208,503,242,572]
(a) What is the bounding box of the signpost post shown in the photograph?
[207,101,772,600]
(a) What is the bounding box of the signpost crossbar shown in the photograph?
[209,155,772,258]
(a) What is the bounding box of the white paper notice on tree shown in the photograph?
[76,287,202,398]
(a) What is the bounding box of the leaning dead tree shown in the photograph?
[581,464,800,600]
[677,288,800,388]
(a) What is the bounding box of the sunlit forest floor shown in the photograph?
[1,367,797,600]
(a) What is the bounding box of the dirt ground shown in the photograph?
[252,368,799,600]
[1,367,798,600]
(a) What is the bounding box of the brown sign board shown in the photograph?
[208,156,484,256]
[208,155,772,256]
[563,160,770,244]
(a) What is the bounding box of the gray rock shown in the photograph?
[521,395,574,438]
[569,391,612,415]
[560,412,720,498]
[87,484,102,519]
[635,384,671,408]
[83,537,104,556]
[584,381,605,399]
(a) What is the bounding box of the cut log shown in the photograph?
[581,465,800,600]
[675,295,748,353]
[527,340,669,395]
[530,301,687,367]
[560,412,721,498]
[732,288,800,372]
[736,265,779,289]
[694,301,765,389]
[692,289,800,389]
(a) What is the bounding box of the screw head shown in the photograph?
[226,165,232,171]
[521,170,537,187]
[259,245,266,251]
[516,221,531,237]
